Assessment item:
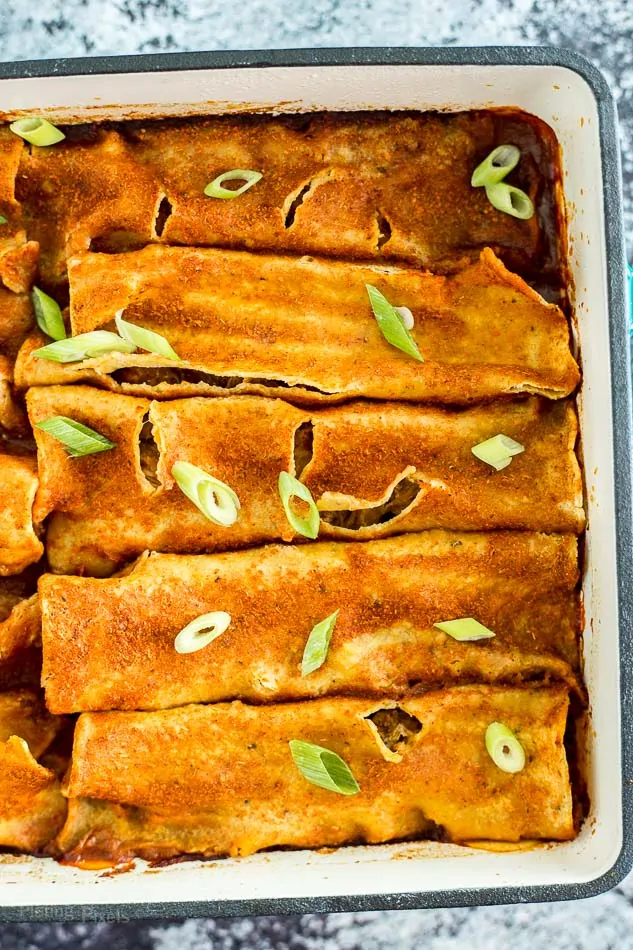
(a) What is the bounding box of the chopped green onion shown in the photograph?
[174,611,231,655]
[204,169,262,199]
[485,182,534,220]
[172,460,240,527]
[278,471,320,539]
[471,145,521,188]
[31,286,66,342]
[32,330,136,363]
[394,305,414,330]
[471,433,525,472]
[365,284,423,362]
[10,117,65,147]
[35,416,115,458]
[434,618,496,641]
[0,215,7,225]
[115,310,179,360]
[485,721,526,774]
[301,610,339,676]
[289,740,360,795]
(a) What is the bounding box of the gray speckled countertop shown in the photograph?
[1,1,632,946]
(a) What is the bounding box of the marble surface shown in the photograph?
[1,0,633,946]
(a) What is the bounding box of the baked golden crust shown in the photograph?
[16,246,579,403]
[28,387,582,575]
[0,451,42,575]
[15,111,560,288]
[55,686,573,865]
[0,588,41,690]
[0,689,66,852]
[16,129,162,290]
[40,533,579,713]
[0,735,66,852]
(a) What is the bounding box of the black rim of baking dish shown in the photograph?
[0,44,630,922]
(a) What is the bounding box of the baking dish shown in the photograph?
[0,45,630,921]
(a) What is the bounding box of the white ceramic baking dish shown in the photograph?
[0,46,630,921]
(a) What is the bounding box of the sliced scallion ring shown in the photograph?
[485,721,526,774]
[0,215,7,225]
[471,433,525,472]
[204,169,262,199]
[32,330,136,363]
[31,286,66,342]
[366,284,423,362]
[471,145,521,188]
[172,460,240,527]
[301,610,339,676]
[289,740,360,795]
[484,182,534,220]
[434,618,496,641]
[115,310,179,360]
[10,117,65,147]
[35,416,115,458]
[174,610,231,655]
[278,471,320,539]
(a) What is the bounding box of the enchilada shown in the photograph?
[15,111,560,292]
[0,689,65,853]
[28,387,582,575]
[0,450,42,575]
[0,577,40,690]
[55,685,573,865]
[16,246,579,403]
[40,533,580,713]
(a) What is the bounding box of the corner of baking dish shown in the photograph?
[0,46,631,919]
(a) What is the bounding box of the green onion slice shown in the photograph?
[204,169,262,199]
[35,416,115,457]
[366,284,423,362]
[485,721,526,774]
[471,145,521,188]
[33,331,136,363]
[278,471,320,539]
[485,182,534,220]
[434,618,496,641]
[172,460,240,527]
[174,610,231,655]
[0,215,7,225]
[31,286,66,342]
[115,310,179,360]
[301,610,339,676]
[394,305,414,329]
[10,117,65,147]
[471,433,525,472]
[289,740,360,795]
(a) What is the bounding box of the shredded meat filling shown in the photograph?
[320,478,420,529]
[366,706,423,752]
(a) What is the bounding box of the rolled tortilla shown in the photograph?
[40,532,580,713]
[55,686,574,865]
[16,247,579,403]
[0,577,41,690]
[0,689,66,852]
[28,387,583,575]
[0,450,43,575]
[16,111,560,283]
